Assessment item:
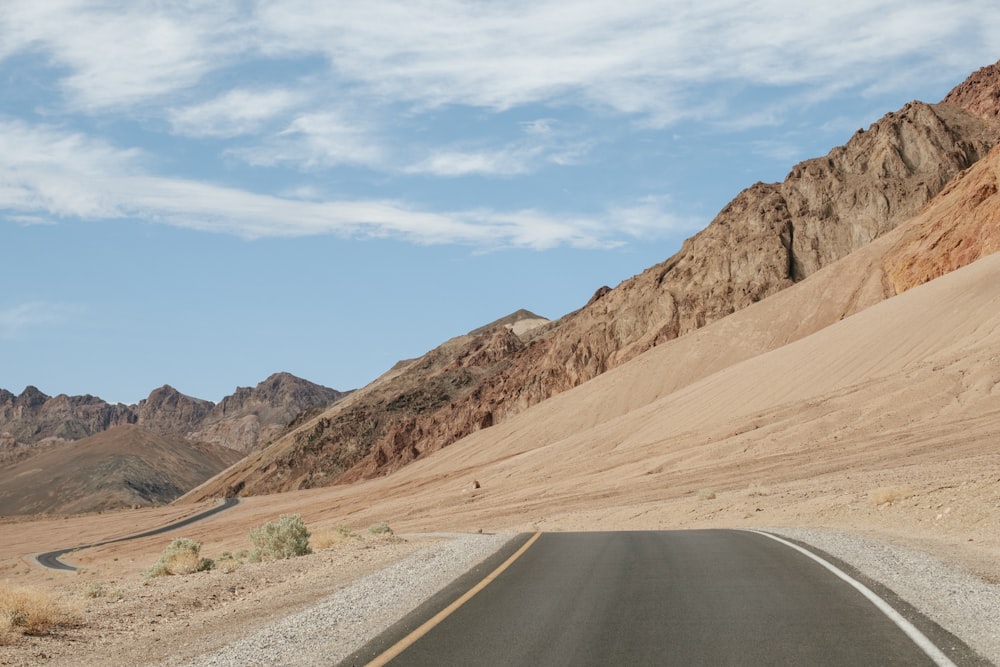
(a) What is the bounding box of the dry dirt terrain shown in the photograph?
[2,240,999,665]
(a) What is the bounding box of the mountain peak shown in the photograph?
[16,386,50,408]
[942,59,1000,120]
[469,309,549,337]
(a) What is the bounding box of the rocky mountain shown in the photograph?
[0,425,243,515]
[0,372,346,454]
[191,372,348,451]
[183,61,1000,500]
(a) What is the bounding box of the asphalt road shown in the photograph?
[346,530,986,666]
[34,497,239,571]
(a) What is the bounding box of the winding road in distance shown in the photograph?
[345,530,987,667]
[34,498,239,572]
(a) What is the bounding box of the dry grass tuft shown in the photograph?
[0,585,75,642]
[311,525,359,550]
[869,486,914,507]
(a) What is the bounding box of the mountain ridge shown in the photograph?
[181,60,1000,500]
[0,372,347,454]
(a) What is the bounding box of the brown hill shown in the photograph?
[0,425,242,515]
[184,62,1000,500]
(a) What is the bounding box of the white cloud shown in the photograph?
[605,196,703,239]
[0,302,82,338]
[233,111,384,169]
[252,0,997,121]
[405,119,594,177]
[0,118,630,248]
[2,1,994,124]
[0,0,248,112]
[169,88,305,138]
[405,146,541,177]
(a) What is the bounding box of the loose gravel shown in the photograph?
[168,533,513,667]
[771,528,1000,665]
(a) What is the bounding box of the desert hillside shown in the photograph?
[0,425,243,515]
[184,61,1000,499]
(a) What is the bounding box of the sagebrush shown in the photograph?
[249,514,312,562]
[144,538,215,578]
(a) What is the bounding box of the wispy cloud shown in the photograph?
[2,1,994,120]
[0,1,247,112]
[0,301,82,338]
[232,111,385,169]
[0,118,659,248]
[405,119,594,177]
[168,88,305,138]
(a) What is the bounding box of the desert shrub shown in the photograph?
[82,582,106,599]
[144,538,215,579]
[248,514,312,562]
[367,522,393,535]
[0,585,75,641]
[215,550,244,573]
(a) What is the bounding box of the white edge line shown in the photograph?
[749,530,957,667]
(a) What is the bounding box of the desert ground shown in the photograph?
[2,251,999,665]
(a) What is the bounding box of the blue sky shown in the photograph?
[1,1,997,404]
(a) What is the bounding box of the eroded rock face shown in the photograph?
[190,373,347,452]
[136,386,214,437]
[943,61,1000,121]
[882,143,1000,293]
[185,63,1000,500]
[0,387,135,445]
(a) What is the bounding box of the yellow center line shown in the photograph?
[364,531,543,667]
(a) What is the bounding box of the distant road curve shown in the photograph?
[34,498,239,572]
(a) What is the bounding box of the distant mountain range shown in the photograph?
[0,372,346,454]
[0,373,346,514]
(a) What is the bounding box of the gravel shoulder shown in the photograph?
[771,528,1000,665]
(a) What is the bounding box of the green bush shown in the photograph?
[144,538,215,578]
[248,514,312,562]
[367,521,393,536]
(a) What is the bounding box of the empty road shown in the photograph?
[345,530,985,666]
[35,498,239,571]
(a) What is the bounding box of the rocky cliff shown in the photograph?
[183,61,1000,500]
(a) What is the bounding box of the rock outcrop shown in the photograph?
[0,387,135,446]
[942,61,1000,121]
[190,373,347,451]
